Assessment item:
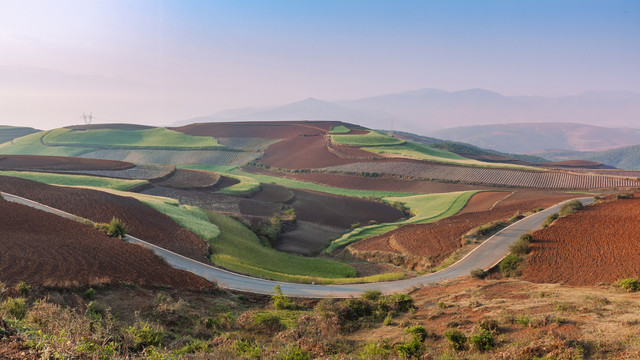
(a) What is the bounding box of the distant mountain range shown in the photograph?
[536,145,640,171]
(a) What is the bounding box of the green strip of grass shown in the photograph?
[325,191,478,253]
[0,171,147,191]
[207,211,358,282]
[0,131,94,156]
[331,131,404,146]
[229,169,417,198]
[42,127,222,149]
[328,125,351,134]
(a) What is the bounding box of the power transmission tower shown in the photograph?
[80,112,94,124]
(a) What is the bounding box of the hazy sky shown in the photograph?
[1,0,639,129]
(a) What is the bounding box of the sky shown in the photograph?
[0,0,639,129]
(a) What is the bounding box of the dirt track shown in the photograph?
[0,199,212,289]
[350,190,579,270]
[523,196,640,285]
[0,155,133,171]
[0,176,209,262]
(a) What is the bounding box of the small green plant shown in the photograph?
[362,289,382,301]
[470,328,496,351]
[253,312,284,332]
[95,217,127,238]
[405,325,428,342]
[499,254,522,277]
[395,336,425,359]
[15,281,30,296]
[444,329,467,351]
[383,313,393,326]
[271,285,300,310]
[279,344,310,360]
[478,318,500,333]
[542,212,559,228]
[125,320,166,352]
[515,314,531,327]
[360,340,392,359]
[84,288,96,300]
[175,338,210,355]
[470,268,488,279]
[234,339,261,359]
[391,293,414,312]
[510,233,532,255]
[618,278,640,292]
[559,200,584,217]
[614,193,633,200]
[1,297,27,320]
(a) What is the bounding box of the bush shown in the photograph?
[470,268,487,279]
[542,213,559,228]
[444,329,467,351]
[362,289,382,301]
[125,320,165,351]
[405,325,428,342]
[390,294,414,312]
[559,200,583,217]
[15,281,30,296]
[271,285,300,310]
[614,193,633,200]
[470,328,496,351]
[253,312,284,332]
[95,217,127,238]
[478,318,500,333]
[395,336,424,359]
[1,297,27,320]
[84,288,96,300]
[499,254,522,277]
[279,344,310,360]
[234,338,261,359]
[510,234,532,255]
[360,341,392,359]
[618,278,640,292]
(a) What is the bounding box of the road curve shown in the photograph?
[1,191,592,298]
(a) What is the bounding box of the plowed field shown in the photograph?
[0,155,133,171]
[350,190,579,269]
[154,168,220,189]
[261,135,372,169]
[523,196,640,285]
[0,176,209,262]
[0,199,212,289]
[172,121,339,139]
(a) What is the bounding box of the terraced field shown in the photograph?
[80,149,260,166]
[0,170,148,191]
[325,161,639,188]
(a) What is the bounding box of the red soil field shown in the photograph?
[0,199,212,289]
[172,121,345,139]
[0,155,134,171]
[245,167,499,194]
[349,190,579,270]
[523,196,640,285]
[0,176,209,262]
[154,168,220,189]
[457,191,512,214]
[260,135,371,169]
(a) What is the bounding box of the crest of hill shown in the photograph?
[427,122,640,154]
[0,125,40,145]
[536,144,640,171]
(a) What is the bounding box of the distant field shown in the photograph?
[326,190,478,252]
[328,125,351,134]
[207,211,358,282]
[178,165,261,195]
[0,170,147,191]
[42,127,222,149]
[0,131,93,156]
[0,126,40,145]
[331,131,404,146]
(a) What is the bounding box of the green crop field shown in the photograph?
[42,127,222,149]
[327,125,351,134]
[331,131,405,146]
[364,141,539,170]
[325,190,479,252]
[0,131,94,156]
[0,126,40,145]
[0,171,148,191]
[207,211,359,283]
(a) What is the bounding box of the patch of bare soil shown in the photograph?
[250,183,295,203]
[172,121,343,139]
[0,338,40,360]
[153,168,220,189]
[261,135,369,169]
[523,196,640,285]
[275,221,342,255]
[457,191,512,214]
[349,190,579,271]
[0,176,209,262]
[0,199,213,289]
[0,155,133,171]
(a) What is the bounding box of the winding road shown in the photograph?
[1,191,592,298]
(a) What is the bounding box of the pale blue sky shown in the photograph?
[1,0,638,128]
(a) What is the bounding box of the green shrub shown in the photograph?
[362,289,382,301]
[444,329,467,351]
[559,200,584,217]
[470,269,488,279]
[395,335,425,359]
[1,297,27,320]
[234,339,261,359]
[383,313,393,326]
[391,294,414,312]
[253,312,284,332]
[271,285,300,310]
[14,281,30,296]
[618,278,640,292]
[84,288,96,300]
[614,193,633,200]
[499,254,522,277]
[405,325,428,342]
[510,234,532,255]
[360,340,392,359]
[542,212,559,228]
[470,328,496,351]
[95,217,127,238]
[175,338,210,355]
[125,320,166,351]
[478,318,500,333]
[279,344,310,360]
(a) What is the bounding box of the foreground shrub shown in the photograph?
[362,289,382,301]
[252,312,284,332]
[271,285,301,310]
[1,297,27,320]
[510,233,533,255]
[470,268,488,279]
[360,340,392,359]
[618,278,640,292]
[14,281,30,296]
[279,344,310,360]
[542,213,559,228]
[234,338,261,359]
[559,200,583,217]
[405,325,428,342]
[444,329,467,351]
[470,328,496,351]
[500,254,522,277]
[390,293,415,312]
[95,217,127,238]
[125,320,166,351]
[395,336,424,359]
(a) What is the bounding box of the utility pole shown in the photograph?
[80,112,93,125]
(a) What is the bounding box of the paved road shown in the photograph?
[1,191,592,298]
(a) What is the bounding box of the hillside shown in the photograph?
[0,126,40,145]
[536,145,640,171]
[428,122,640,154]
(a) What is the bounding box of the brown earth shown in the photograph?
[523,196,640,286]
[0,199,213,289]
[0,155,134,171]
[172,121,347,139]
[153,168,220,189]
[0,176,209,262]
[260,135,371,169]
[0,337,40,360]
[245,167,499,193]
[349,190,580,270]
[64,124,155,130]
[457,191,512,214]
